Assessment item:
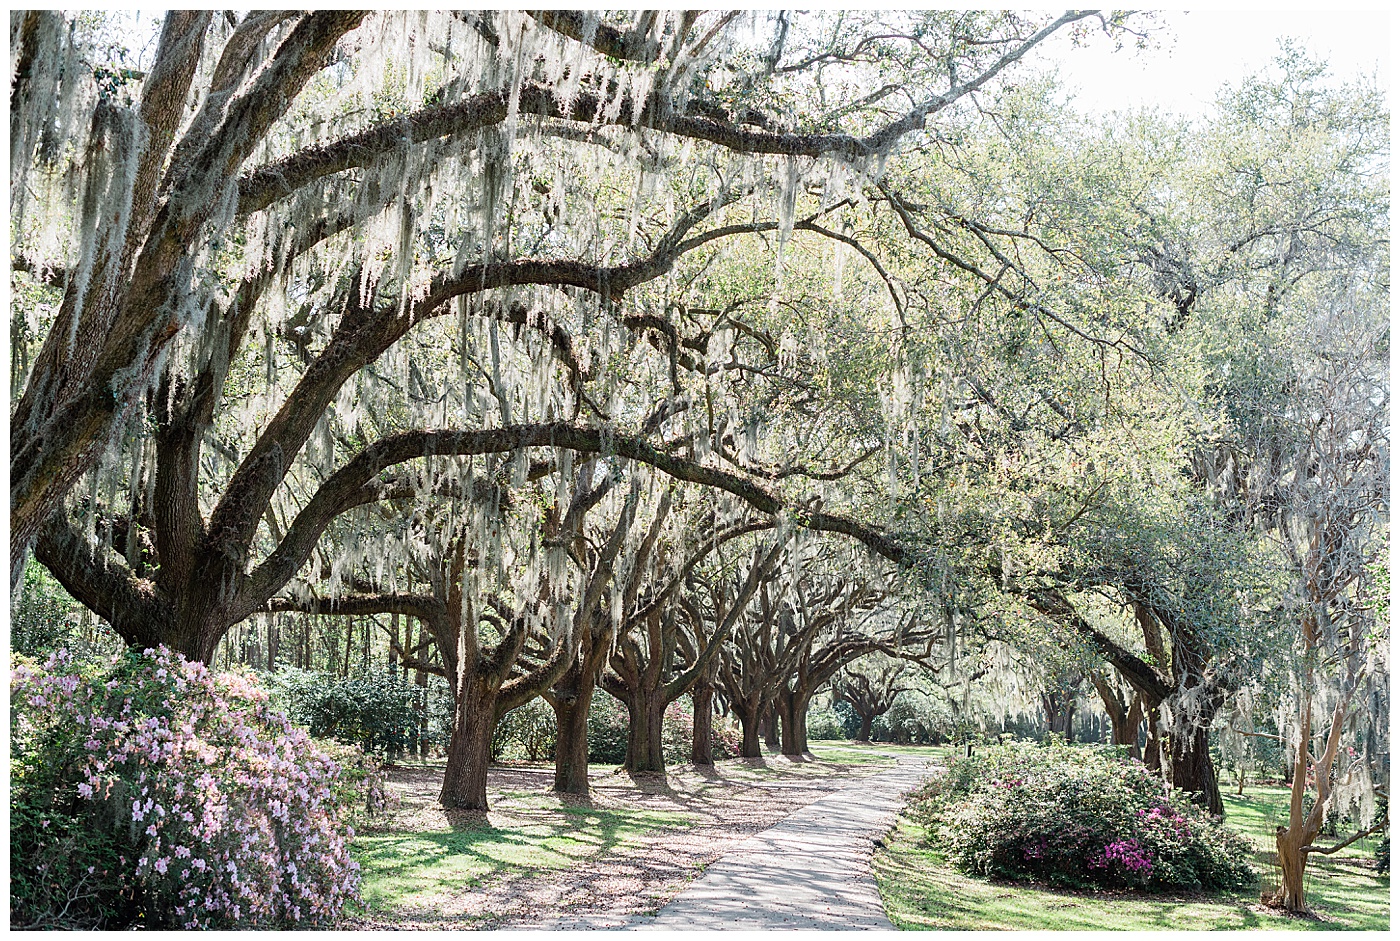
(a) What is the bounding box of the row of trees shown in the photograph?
[11,10,1387,914]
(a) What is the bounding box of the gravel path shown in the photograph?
[639,757,934,930]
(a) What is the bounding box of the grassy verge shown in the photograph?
[354,800,691,915]
[808,741,953,765]
[875,784,1388,931]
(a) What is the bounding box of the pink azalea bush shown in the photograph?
[911,741,1255,890]
[10,648,363,929]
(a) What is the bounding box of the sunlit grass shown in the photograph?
[875,783,1389,931]
[808,741,953,765]
[354,803,691,914]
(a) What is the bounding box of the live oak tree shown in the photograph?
[832,655,914,742]
[268,457,637,810]
[598,493,792,773]
[14,14,1385,882]
[1181,53,1389,909]
[11,9,1096,671]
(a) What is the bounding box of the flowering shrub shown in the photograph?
[661,697,742,762]
[1091,838,1155,882]
[910,741,1255,891]
[10,648,363,928]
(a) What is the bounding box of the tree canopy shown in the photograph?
[10,9,1387,888]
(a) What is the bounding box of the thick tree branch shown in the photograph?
[239,422,911,625]
[238,13,1087,217]
[204,190,740,567]
[33,516,166,648]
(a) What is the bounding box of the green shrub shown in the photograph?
[872,692,949,744]
[911,741,1255,892]
[10,648,366,929]
[588,693,630,763]
[493,698,557,761]
[806,706,847,741]
[11,560,122,660]
[271,668,439,756]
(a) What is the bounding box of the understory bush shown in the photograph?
[585,694,740,765]
[662,697,741,762]
[910,741,1255,891]
[11,559,123,660]
[871,692,950,745]
[587,693,630,763]
[271,667,441,757]
[806,705,847,741]
[10,648,364,929]
[493,698,557,761]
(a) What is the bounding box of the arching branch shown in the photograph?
[237,422,913,622]
[237,12,1090,217]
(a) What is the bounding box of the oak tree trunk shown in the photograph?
[1170,721,1224,816]
[624,690,666,773]
[777,691,810,756]
[762,705,780,748]
[1144,706,1165,773]
[857,712,873,742]
[550,625,611,795]
[736,702,763,758]
[439,677,499,810]
[691,681,715,766]
[551,691,593,795]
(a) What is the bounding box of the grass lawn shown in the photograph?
[875,783,1389,931]
[348,752,895,925]
[808,741,955,765]
[354,794,691,917]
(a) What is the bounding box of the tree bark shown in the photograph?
[777,689,811,756]
[1170,720,1224,816]
[439,675,500,810]
[624,689,667,773]
[1271,825,1310,912]
[762,705,780,749]
[549,623,612,795]
[551,691,593,795]
[1144,705,1165,773]
[857,712,873,742]
[1091,671,1143,757]
[691,680,716,765]
[734,699,764,758]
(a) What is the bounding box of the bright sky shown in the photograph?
[1039,7,1391,116]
